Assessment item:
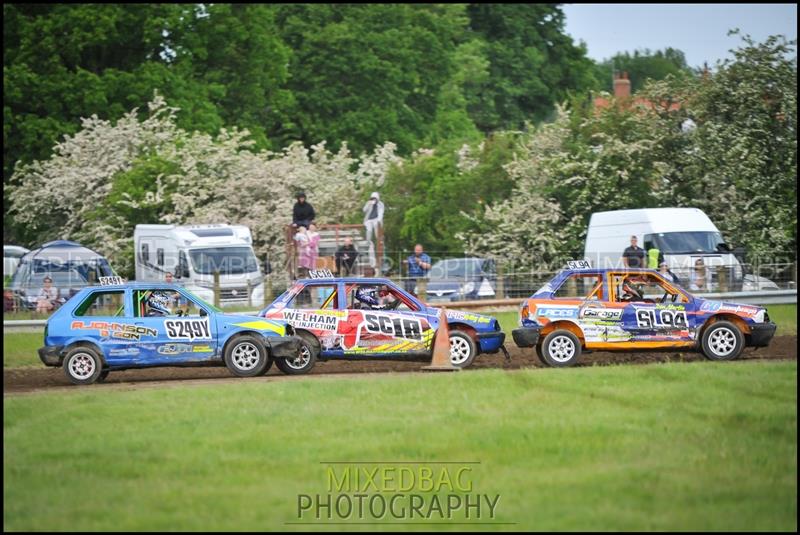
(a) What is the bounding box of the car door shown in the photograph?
[611,273,693,343]
[340,282,431,357]
[130,288,217,365]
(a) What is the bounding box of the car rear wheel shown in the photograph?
[63,346,104,385]
[701,321,744,361]
[275,334,317,375]
[224,335,271,377]
[449,331,477,368]
[541,330,582,367]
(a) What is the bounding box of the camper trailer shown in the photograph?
[134,224,265,306]
[583,208,744,291]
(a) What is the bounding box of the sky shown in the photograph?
[563,3,798,68]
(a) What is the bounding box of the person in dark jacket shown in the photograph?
[335,237,359,276]
[292,192,316,228]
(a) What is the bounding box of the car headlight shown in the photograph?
[754,309,766,323]
[461,282,475,294]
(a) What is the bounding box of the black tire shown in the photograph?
[62,345,104,385]
[449,330,478,368]
[224,335,271,377]
[535,342,549,367]
[541,330,582,368]
[701,321,745,361]
[96,370,111,383]
[275,334,317,375]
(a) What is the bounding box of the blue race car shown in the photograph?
[39,280,301,385]
[260,274,507,373]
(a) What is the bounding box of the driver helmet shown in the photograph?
[147,291,171,316]
[355,286,380,307]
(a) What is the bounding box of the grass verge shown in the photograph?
[4,361,797,531]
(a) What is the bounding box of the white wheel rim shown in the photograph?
[548,335,576,363]
[285,345,311,370]
[69,352,96,379]
[709,327,737,357]
[232,342,261,371]
[449,336,472,365]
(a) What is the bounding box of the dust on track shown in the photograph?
[4,335,796,396]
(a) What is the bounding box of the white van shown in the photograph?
[583,208,744,291]
[134,224,265,306]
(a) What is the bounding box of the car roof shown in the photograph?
[81,282,188,290]
[296,277,395,285]
[562,267,659,275]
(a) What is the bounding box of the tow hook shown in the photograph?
[500,344,511,363]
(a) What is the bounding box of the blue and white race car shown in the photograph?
[39,279,301,384]
[260,274,507,373]
[511,262,778,367]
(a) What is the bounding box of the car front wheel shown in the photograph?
[541,330,582,367]
[275,335,317,375]
[63,346,104,385]
[449,330,478,368]
[224,335,271,377]
[701,321,744,361]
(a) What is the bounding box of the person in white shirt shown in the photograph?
[36,276,59,313]
[362,192,384,268]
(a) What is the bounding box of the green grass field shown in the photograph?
[4,361,797,531]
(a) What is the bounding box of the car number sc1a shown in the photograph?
[165,318,212,340]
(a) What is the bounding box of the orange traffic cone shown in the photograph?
[422,307,459,372]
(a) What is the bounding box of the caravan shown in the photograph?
[583,208,744,291]
[134,224,265,306]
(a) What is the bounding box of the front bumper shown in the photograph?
[748,322,777,347]
[511,326,541,348]
[265,336,303,358]
[38,345,64,366]
[476,330,506,353]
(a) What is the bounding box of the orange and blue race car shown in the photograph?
[512,261,777,367]
[258,272,507,373]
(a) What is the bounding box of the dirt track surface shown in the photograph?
[5,335,796,396]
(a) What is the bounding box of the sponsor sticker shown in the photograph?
[164,318,212,341]
[108,347,140,357]
[71,320,158,341]
[580,307,622,321]
[158,343,194,355]
[99,276,126,286]
[308,269,334,279]
[446,310,491,324]
[283,310,345,331]
[193,345,213,353]
[537,306,578,319]
[635,308,688,329]
[566,260,592,270]
[362,312,423,340]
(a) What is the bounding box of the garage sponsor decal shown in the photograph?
[283,310,345,331]
[108,347,141,357]
[158,343,193,355]
[165,318,212,341]
[635,308,688,329]
[71,320,158,340]
[579,307,622,321]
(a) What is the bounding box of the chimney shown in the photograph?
[613,71,631,99]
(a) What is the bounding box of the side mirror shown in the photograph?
[716,242,732,252]
[200,308,208,317]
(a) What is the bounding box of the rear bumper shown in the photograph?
[511,326,541,348]
[38,345,64,367]
[748,322,777,347]
[265,336,302,358]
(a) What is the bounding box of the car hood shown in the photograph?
[219,314,290,336]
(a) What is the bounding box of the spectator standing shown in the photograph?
[335,237,360,276]
[292,192,316,229]
[307,224,321,270]
[36,276,59,313]
[405,244,432,294]
[294,226,312,279]
[622,235,646,268]
[658,262,681,285]
[690,258,708,292]
[362,192,385,268]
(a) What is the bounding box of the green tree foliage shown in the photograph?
[594,47,694,93]
[466,3,598,132]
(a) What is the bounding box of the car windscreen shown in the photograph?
[645,232,725,254]
[428,258,484,279]
[189,247,259,275]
